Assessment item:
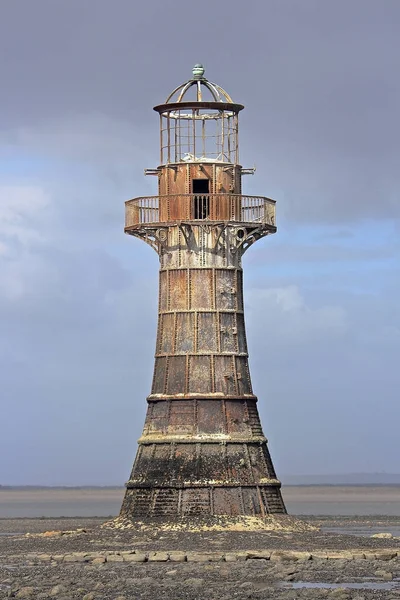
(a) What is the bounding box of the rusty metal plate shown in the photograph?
[181,488,210,515]
[169,269,188,309]
[131,445,153,480]
[197,444,226,481]
[248,444,268,481]
[215,269,236,310]
[166,356,187,395]
[160,313,175,353]
[225,400,248,435]
[237,270,244,310]
[175,313,194,353]
[235,357,252,394]
[188,356,212,394]
[152,357,167,394]
[174,444,196,482]
[236,314,247,353]
[241,487,262,515]
[153,488,180,515]
[169,401,194,434]
[190,269,213,309]
[213,488,242,516]
[197,400,224,434]
[260,444,277,479]
[145,400,169,434]
[159,271,168,310]
[214,355,236,395]
[148,444,172,480]
[219,313,237,353]
[226,444,253,484]
[196,312,218,353]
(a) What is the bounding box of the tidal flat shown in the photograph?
[1,487,400,599]
[1,515,400,599]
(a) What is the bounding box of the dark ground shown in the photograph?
[1,516,399,599]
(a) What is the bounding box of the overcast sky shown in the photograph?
[0,0,399,485]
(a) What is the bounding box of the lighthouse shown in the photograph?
[120,65,286,520]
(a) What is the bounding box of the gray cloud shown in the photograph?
[0,0,399,484]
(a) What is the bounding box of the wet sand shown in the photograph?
[0,515,400,599]
[1,487,400,598]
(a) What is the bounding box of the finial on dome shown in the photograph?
[192,63,205,80]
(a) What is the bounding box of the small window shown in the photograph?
[193,179,210,219]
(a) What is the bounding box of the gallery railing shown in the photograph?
[125,194,276,228]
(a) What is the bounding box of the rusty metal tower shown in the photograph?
[120,65,286,520]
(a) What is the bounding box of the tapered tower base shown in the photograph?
[120,397,286,520]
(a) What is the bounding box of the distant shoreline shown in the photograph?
[1,485,400,518]
[1,483,400,490]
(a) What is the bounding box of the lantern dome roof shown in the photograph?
[165,64,235,104]
[153,65,244,116]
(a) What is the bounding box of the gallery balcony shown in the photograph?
[125,194,276,232]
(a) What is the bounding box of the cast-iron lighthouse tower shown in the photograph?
[120,65,286,520]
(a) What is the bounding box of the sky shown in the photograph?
[0,0,399,485]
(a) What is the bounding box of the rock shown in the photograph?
[374,550,397,560]
[372,532,394,538]
[239,582,253,589]
[114,596,127,600]
[375,569,393,580]
[293,551,312,560]
[83,594,96,600]
[165,570,177,575]
[351,552,365,559]
[168,551,186,562]
[148,552,169,562]
[37,553,52,561]
[52,555,65,562]
[233,551,250,561]
[15,588,35,599]
[42,530,62,537]
[50,585,68,595]
[107,554,124,562]
[270,550,298,561]
[362,551,376,560]
[92,557,106,564]
[123,552,147,562]
[311,551,328,559]
[64,552,89,563]
[247,550,271,560]
[186,552,224,562]
[326,552,351,560]
[224,552,238,562]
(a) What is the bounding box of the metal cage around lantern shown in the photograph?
[154,64,244,165]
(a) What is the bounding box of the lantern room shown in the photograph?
[154,64,243,166]
[154,64,244,220]
[125,65,276,231]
